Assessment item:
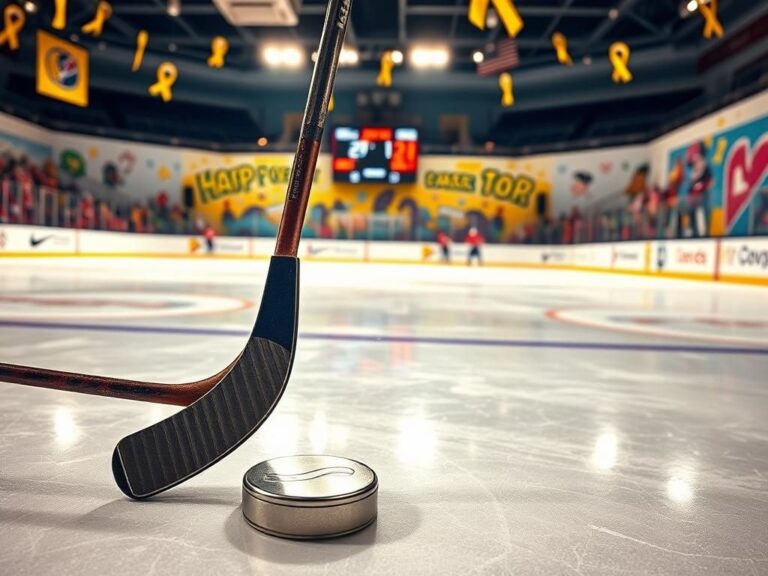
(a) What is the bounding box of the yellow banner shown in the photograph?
[184,153,549,243]
[36,30,89,108]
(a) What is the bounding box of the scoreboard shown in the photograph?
[332,126,419,184]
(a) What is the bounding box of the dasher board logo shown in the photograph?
[723,243,768,271]
[304,242,364,259]
[36,30,89,107]
[541,249,568,264]
[28,233,71,249]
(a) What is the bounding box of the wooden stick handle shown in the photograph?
[274,0,353,256]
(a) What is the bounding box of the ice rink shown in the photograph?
[1,257,767,575]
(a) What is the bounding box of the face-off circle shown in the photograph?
[548,308,768,346]
[0,291,252,320]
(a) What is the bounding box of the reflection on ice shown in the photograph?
[397,416,436,466]
[667,462,697,506]
[53,406,79,448]
[591,429,618,472]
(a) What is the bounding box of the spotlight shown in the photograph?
[23,1,38,14]
[390,50,404,65]
[409,46,450,69]
[262,45,305,68]
[168,0,181,17]
[339,47,359,66]
[687,0,699,11]
[608,8,619,20]
[486,9,498,28]
[472,51,485,64]
[582,55,593,66]
[257,137,268,147]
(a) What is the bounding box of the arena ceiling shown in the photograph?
[1,1,767,152]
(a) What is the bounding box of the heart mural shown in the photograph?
[724,136,768,232]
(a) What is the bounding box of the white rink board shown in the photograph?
[610,242,648,272]
[652,240,717,278]
[0,225,77,254]
[1,225,767,285]
[300,239,367,261]
[720,238,768,281]
[78,230,190,255]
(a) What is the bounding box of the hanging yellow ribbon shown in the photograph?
[0,4,25,52]
[81,1,112,37]
[52,0,67,30]
[132,30,148,72]
[698,0,723,39]
[208,36,229,68]
[551,32,572,66]
[329,94,335,112]
[377,51,395,88]
[609,42,633,84]
[468,0,524,38]
[148,62,178,102]
[499,73,514,107]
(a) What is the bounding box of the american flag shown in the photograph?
[477,38,520,76]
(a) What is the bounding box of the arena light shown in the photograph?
[472,50,484,64]
[409,46,450,69]
[262,44,305,68]
[390,50,404,65]
[681,0,709,16]
[167,0,181,17]
[23,1,38,13]
[339,47,359,66]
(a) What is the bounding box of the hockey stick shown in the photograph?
[0,0,352,415]
[0,361,229,406]
[108,0,352,499]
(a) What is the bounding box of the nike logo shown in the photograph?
[29,235,54,247]
[307,246,328,256]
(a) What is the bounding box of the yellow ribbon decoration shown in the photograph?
[208,36,229,68]
[551,32,572,66]
[81,1,112,37]
[698,0,723,39]
[468,0,524,38]
[609,42,633,84]
[0,4,25,52]
[377,51,395,88]
[52,0,67,30]
[499,73,514,107]
[329,95,335,112]
[131,30,148,72]
[148,62,178,103]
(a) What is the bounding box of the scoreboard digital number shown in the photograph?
[332,127,419,184]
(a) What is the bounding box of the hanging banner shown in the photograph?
[36,30,89,108]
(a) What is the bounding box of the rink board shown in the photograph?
[1,224,766,286]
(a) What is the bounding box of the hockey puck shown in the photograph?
[242,455,378,540]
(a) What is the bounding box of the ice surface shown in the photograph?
[1,257,767,575]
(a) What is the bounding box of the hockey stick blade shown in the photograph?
[112,256,298,499]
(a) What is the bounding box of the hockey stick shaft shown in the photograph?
[274,0,349,257]
[0,361,227,405]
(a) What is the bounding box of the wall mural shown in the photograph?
[4,107,766,240]
[667,114,768,236]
